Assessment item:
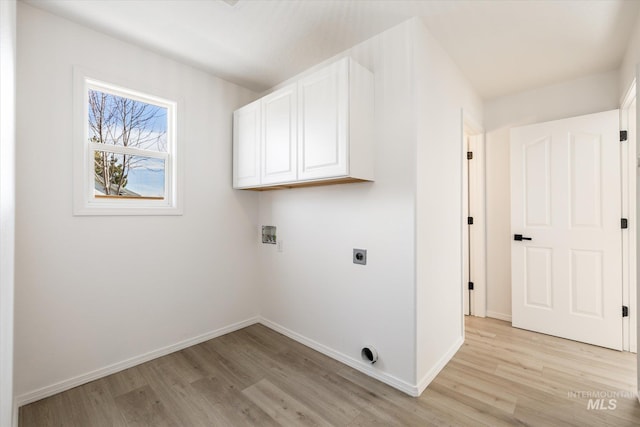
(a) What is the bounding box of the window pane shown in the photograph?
[88,89,167,152]
[94,151,165,199]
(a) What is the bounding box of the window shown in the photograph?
[74,69,181,215]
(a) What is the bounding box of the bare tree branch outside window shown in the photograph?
[88,89,167,198]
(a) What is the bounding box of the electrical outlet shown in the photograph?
[353,249,367,265]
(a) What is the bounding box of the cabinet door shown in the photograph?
[262,84,297,184]
[298,58,349,180]
[233,100,261,188]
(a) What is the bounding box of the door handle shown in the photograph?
[514,234,532,241]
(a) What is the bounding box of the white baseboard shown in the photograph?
[15,316,260,407]
[416,336,463,396]
[486,311,512,322]
[258,316,420,397]
[17,315,465,409]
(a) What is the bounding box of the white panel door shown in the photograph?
[233,99,261,188]
[262,84,297,184]
[298,58,348,180]
[511,110,622,350]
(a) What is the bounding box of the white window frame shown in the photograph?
[73,67,183,215]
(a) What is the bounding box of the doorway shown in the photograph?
[462,113,486,318]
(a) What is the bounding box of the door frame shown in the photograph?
[462,110,487,318]
[621,79,637,353]
[0,1,16,426]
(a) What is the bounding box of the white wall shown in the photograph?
[621,10,640,101]
[0,1,16,425]
[414,21,483,389]
[258,21,418,393]
[484,70,620,320]
[15,3,259,402]
[257,18,482,395]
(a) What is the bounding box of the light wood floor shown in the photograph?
[19,317,640,426]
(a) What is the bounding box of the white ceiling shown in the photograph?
[22,0,640,100]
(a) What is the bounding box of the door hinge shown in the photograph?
[467,216,474,225]
[621,130,628,142]
[467,151,473,160]
[468,282,474,290]
[623,306,629,317]
[622,218,628,229]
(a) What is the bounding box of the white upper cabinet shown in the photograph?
[298,59,348,180]
[233,99,261,188]
[233,57,374,190]
[261,84,297,184]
